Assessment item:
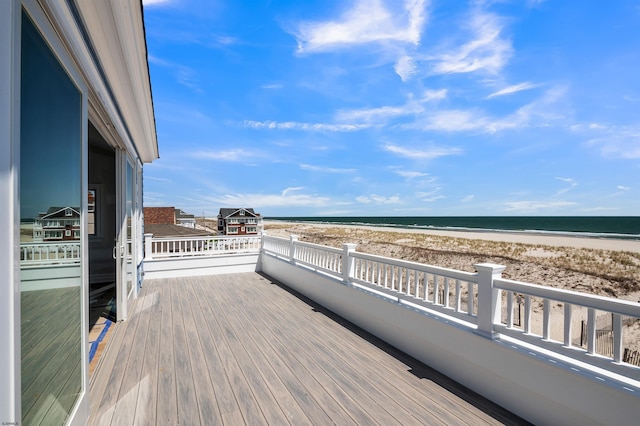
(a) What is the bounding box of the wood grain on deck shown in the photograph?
[89,272,528,425]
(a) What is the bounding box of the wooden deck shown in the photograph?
[89,272,528,425]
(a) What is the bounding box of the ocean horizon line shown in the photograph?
[265,216,640,240]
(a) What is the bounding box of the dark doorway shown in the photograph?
[88,122,117,373]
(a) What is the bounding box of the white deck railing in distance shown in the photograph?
[145,234,261,259]
[20,242,81,266]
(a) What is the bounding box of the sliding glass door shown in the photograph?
[19,11,86,425]
[116,152,137,321]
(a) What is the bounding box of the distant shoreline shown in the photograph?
[265,216,640,241]
[263,220,640,253]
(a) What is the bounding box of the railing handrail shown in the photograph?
[495,277,640,317]
[293,238,343,255]
[352,250,478,282]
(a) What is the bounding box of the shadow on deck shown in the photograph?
[89,272,529,425]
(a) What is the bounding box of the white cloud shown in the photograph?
[243,120,371,132]
[384,143,462,159]
[301,164,357,173]
[395,55,418,81]
[210,188,330,208]
[194,149,256,162]
[148,55,201,92]
[461,195,475,202]
[356,194,402,204]
[394,170,429,179]
[412,85,567,134]
[416,189,444,202]
[143,0,171,6]
[504,200,577,212]
[145,176,171,182]
[423,89,448,101]
[586,129,640,159]
[261,83,284,90]
[486,82,538,98]
[415,109,489,132]
[336,89,446,124]
[294,0,428,53]
[430,10,512,75]
[617,186,631,191]
[281,187,304,196]
[554,177,577,195]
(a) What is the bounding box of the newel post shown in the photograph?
[289,235,299,264]
[342,243,357,284]
[260,231,267,251]
[474,263,506,340]
[144,233,153,260]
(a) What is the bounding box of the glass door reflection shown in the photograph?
[20,12,84,425]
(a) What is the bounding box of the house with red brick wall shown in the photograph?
[144,207,176,224]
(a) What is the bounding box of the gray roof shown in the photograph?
[175,208,195,219]
[218,208,257,218]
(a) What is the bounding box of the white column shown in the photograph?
[289,235,298,264]
[474,263,506,340]
[342,243,357,284]
[144,233,153,260]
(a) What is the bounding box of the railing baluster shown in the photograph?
[563,303,572,347]
[404,268,410,295]
[613,313,622,362]
[506,291,513,327]
[443,277,450,308]
[543,299,551,340]
[587,308,596,354]
[434,275,440,304]
[467,281,474,315]
[523,295,532,334]
[424,273,429,301]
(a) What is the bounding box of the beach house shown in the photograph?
[2,1,639,425]
[217,207,262,235]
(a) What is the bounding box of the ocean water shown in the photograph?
[266,216,640,240]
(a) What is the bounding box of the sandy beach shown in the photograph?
[264,220,640,353]
[265,220,640,252]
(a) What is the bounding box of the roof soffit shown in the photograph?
[44,0,158,163]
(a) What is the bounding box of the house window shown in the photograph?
[247,226,257,233]
[65,208,72,216]
[65,230,71,237]
[239,210,245,216]
[227,226,238,234]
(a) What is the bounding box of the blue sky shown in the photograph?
[142,0,640,217]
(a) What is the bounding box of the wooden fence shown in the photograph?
[624,348,640,366]
[580,314,640,366]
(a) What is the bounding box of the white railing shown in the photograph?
[494,278,640,364]
[350,251,480,319]
[20,242,81,266]
[262,235,640,373]
[145,233,261,259]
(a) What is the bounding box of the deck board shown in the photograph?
[89,272,529,425]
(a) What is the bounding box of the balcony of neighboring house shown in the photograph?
[88,233,640,425]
